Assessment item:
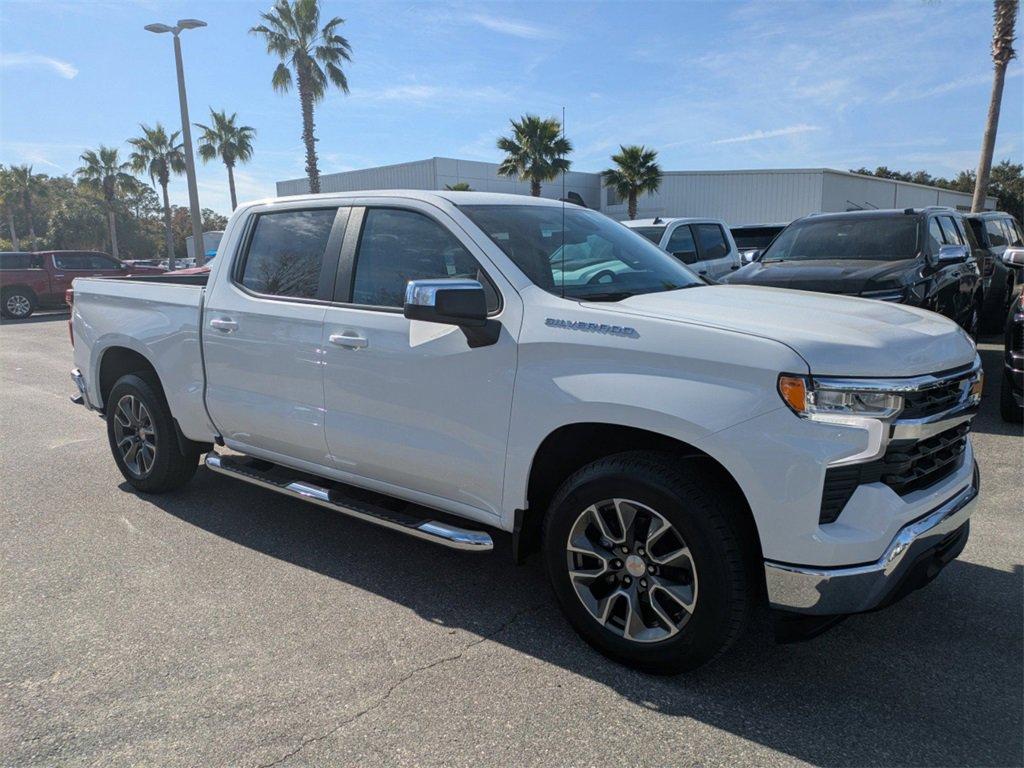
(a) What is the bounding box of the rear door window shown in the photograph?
[0,253,40,270]
[692,223,729,261]
[999,218,1021,246]
[239,208,337,299]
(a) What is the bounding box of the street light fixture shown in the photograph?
[145,18,207,265]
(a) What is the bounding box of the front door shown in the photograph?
[202,205,347,467]
[321,203,518,520]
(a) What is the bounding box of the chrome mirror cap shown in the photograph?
[404,278,484,307]
[1002,246,1024,267]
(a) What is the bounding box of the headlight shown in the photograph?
[778,374,903,419]
[860,288,905,302]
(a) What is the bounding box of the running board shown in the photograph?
[204,453,493,552]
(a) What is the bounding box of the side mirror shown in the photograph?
[1002,246,1024,268]
[936,243,969,265]
[674,251,698,265]
[404,278,488,327]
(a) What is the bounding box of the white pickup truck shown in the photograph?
[70,191,982,672]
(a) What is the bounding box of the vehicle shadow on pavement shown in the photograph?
[138,471,1024,768]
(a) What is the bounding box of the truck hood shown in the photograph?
[603,285,975,377]
[721,258,917,294]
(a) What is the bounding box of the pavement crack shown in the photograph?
[255,602,546,768]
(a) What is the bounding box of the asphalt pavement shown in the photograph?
[2,311,1021,768]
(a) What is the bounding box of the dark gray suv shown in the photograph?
[964,211,1023,333]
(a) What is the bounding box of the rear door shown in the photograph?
[202,204,347,467]
[320,202,519,520]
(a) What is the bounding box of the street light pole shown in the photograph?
[145,19,206,264]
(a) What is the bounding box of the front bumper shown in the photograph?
[764,463,978,615]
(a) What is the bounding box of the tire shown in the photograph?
[981,281,1008,335]
[105,373,199,492]
[543,451,752,674]
[2,288,35,319]
[1001,370,1023,423]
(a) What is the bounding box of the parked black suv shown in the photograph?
[722,208,983,336]
[1002,291,1023,422]
[964,211,1023,333]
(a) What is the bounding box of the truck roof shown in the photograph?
[246,190,584,209]
[622,217,724,227]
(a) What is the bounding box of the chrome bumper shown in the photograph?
[70,368,93,410]
[764,467,978,615]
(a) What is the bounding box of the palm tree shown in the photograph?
[601,145,663,220]
[496,115,572,197]
[972,0,1018,212]
[0,167,20,250]
[196,109,256,210]
[251,0,352,194]
[444,182,473,191]
[9,165,40,250]
[75,146,136,259]
[128,123,186,268]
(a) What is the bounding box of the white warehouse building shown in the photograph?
[277,157,993,225]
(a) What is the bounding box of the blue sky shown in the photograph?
[1,0,1022,214]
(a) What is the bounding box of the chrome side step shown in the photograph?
[204,453,494,552]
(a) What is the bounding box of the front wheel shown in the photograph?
[543,452,753,674]
[106,373,199,492]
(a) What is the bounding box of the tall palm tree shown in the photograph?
[0,167,20,251]
[75,146,136,259]
[972,0,1018,211]
[128,123,186,268]
[601,145,663,220]
[196,109,256,210]
[496,115,572,197]
[9,165,40,251]
[251,0,352,194]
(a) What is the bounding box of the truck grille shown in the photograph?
[819,423,970,524]
[898,367,973,419]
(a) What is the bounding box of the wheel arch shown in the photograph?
[97,346,161,414]
[514,422,763,578]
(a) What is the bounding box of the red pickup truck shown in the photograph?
[0,251,164,319]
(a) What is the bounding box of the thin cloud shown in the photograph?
[882,67,1022,103]
[0,52,78,79]
[711,124,822,145]
[469,13,555,40]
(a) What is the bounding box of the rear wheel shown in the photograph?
[106,373,199,492]
[543,452,752,674]
[1,289,35,319]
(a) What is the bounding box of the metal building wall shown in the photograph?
[276,157,603,208]
[819,170,989,212]
[602,170,825,225]
[275,158,438,196]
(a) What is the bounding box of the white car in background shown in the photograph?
[623,217,742,280]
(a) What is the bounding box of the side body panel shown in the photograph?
[500,286,809,529]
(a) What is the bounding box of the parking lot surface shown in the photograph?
[2,312,1022,768]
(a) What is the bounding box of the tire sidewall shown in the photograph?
[543,462,742,673]
[105,374,187,492]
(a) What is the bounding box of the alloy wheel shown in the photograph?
[565,498,698,643]
[5,294,31,318]
[112,395,157,477]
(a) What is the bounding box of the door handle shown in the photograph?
[210,317,238,332]
[329,332,368,349]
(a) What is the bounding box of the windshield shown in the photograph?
[761,217,920,262]
[460,205,703,300]
[731,227,782,250]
